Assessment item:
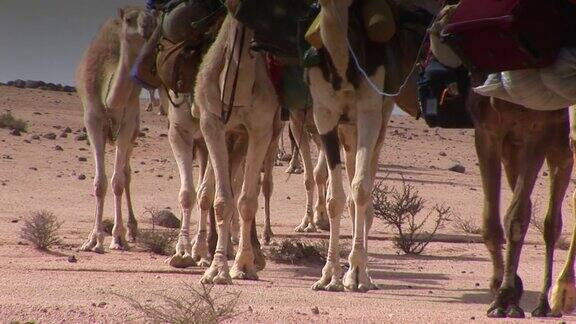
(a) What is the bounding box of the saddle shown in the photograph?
[132,0,225,93]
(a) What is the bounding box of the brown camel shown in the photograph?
[76,6,156,252]
[429,5,573,318]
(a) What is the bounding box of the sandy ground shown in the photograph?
[1,85,576,323]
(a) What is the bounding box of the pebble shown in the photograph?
[78,157,87,162]
[67,255,77,263]
[54,145,64,151]
[43,133,57,140]
[10,129,21,136]
[78,174,87,180]
[311,306,320,315]
[448,164,466,174]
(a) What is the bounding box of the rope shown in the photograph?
[332,7,437,97]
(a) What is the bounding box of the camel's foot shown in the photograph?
[262,227,273,245]
[285,164,303,174]
[127,216,138,243]
[295,218,317,233]
[343,251,371,292]
[109,235,130,250]
[80,230,105,253]
[191,233,208,262]
[277,151,292,162]
[487,284,525,318]
[230,251,259,281]
[312,261,343,291]
[200,254,232,285]
[550,279,576,316]
[167,252,196,268]
[253,244,266,271]
[314,209,330,231]
[531,297,554,318]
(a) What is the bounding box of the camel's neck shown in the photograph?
[320,4,350,87]
[105,38,140,110]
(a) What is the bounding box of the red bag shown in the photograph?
[442,0,570,73]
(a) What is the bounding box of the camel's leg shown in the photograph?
[230,129,272,280]
[286,123,303,174]
[488,143,545,318]
[123,158,138,242]
[166,103,198,268]
[262,142,276,244]
[313,133,330,231]
[292,112,318,233]
[311,104,345,292]
[532,143,572,317]
[199,113,233,285]
[342,97,385,293]
[550,108,576,316]
[475,130,506,295]
[81,104,108,253]
[197,158,218,267]
[109,120,138,251]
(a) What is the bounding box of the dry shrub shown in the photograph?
[20,210,63,250]
[102,219,114,236]
[121,283,239,324]
[452,214,482,235]
[138,229,178,255]
[372,180,451,255]
[0,111,27,132]
[267,239,326,264]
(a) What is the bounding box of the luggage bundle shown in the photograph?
[441,0,572,73]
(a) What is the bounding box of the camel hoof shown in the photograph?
[91,245,105,254]
[197,258,212,268]
[168,253,196,268]
[294,224,307,233]
[304,224,317,233]
[531,302,552,318]
[314,218,330,231]
[285,166,303,174]
[109,237,129,251]
[230,268,258,280]
[486,306,506,318]
[550,280,576,316]
[254,254,266,272]
[506,306,525,318]
[201,269,232,285]
[325,281,345,292]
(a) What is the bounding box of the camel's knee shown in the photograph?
[111,173,126,196]
[237,195,258,221]
[326,190,346,219]
[94,175,107,198]
[351,178,371,207]
[197,185,213,210]
[213,197,234,223]
[179,189,196,211]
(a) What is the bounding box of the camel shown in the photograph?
[75,6,156,252]
[191,13,279,284]
[429,5,573,318]
[145,88,167,115]
[305,0,437,292]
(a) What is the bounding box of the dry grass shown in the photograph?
[0,111,27,132]
[120,283,240,324]
[138,229,178,255]
[372,180,451,255]
[452,214,482,235]
[267,239,327,265]
[20,210,63,250]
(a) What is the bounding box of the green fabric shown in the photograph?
[281,66,311,110]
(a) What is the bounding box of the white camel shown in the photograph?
[76,6,156,252]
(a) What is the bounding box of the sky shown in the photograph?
[0,0,139,86]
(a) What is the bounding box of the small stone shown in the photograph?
[29,167,37,171]
[75,133,88,141]
[448,164,466,174]
[54,145,64,151]
[97,302,107,308]
[286,196,291,200]
[59,132,68,138]
[247,306,253,312]
[31,134,40,140]
[23,139,31,144]
[439,152,447,157]
[67,255,77,263]
[11,219,18,223]
[63,127,72,133]
[159,133,168,138]
[10,129,21,136]
[138,132,146,138]
[475,282,480,287]
[153,209,180,229]
[311,306,320,315]
[43,133,57,140]
[78,157,87,162]
[470,316,475,320]
[78,174,87,180]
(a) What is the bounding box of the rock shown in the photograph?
[78,157,87,162]
[25,80,45,89]
[9,129,21,136]
[439,152,447,157]
[43,133,57,140]
[54,145,64,151]
[23,139,31,144]
[11,219,18,223]
[75,133,88,141]
[159,133,168,138]
[63,127,72,133]
[31,134,40,140]
[63,86,76,93]
[78,174,86,180]
[311,306,320,315]
[67,255,77,263]
[138,132,146,138]
[448,164,466,174]
[29,167,37,171]
[97,302,107,308]
[153,209,181,229]
[13,79,25,88]
[59,132,68,138]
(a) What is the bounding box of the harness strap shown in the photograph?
[220,25,246,124]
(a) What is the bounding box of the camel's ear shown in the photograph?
[117,8,125,20]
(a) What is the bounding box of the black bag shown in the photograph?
[417,58,473,129]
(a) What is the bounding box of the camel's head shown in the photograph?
[117,7,156,44]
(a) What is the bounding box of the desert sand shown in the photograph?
[1,85,575,323]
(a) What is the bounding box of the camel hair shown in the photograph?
[75,6,156,252]
[430,4,574,318]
